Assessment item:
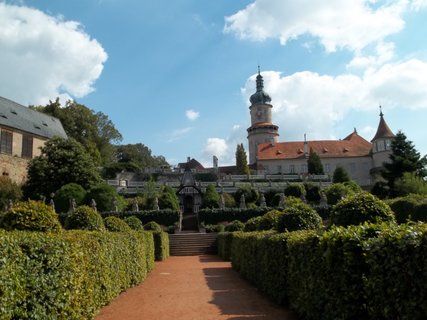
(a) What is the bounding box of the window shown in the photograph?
[301,164,307,173]
[0,129,12,154]
[22,135,33,159]
[289,164,295,174]
[277,165,282,173]
[324,163,330,173]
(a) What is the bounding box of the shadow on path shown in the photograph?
[201,256,299,320]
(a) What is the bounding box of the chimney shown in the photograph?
[304,133,308,158]
[187,156,191,163]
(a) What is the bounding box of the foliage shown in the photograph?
[393,172,427,197]
[143,221,163,232]
[235,143,250,175]
[332,166,350,183]
[152,231,170,261]
[277,202,322,232]
[222,192,236,208]
[382,131,427,196]
[124,215,144,230]
[387,194,426,223]
[330,192,395,227]
[201,184,220,209]
[102,209,180,226]
[324,183,356,206]
[54,183,87,213]
[224,220,245,232]
[284,183,305,198]
[0,229,152,319]
[217,232,235,261]
[257,210,284,231]
[114,143,168,172]
[204,224,225,233]
[23,137,102,199]
[304,182,321,203]
[307,149,324,175]
[104,216,132,232]
[33,99,123,165]
[158,185,179,211]
[86,183,125,212]
[199,207,271,225]
[234,185,259,205]
[65,205,105,231]
[0,200,61,232]
[411,202,427,222]
[244,216,264,232]
[371,180,390,199]
[0,176,22,212]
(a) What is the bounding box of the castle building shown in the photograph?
[247,70,395,187]
[0,96,67,183]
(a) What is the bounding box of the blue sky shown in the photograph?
[1,0,427,167]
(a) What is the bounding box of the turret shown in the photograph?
[371,106,395,168]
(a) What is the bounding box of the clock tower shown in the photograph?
[247,67,279,164]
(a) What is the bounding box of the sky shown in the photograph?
[1,0,427,168]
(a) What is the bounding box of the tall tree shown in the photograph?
[382,130,427,195]
[23,137,102,199]
[32,99,122,165]
[333,166,350,183]
[115,143,169,169]
[236,143,250,175]
[307,148,324,175]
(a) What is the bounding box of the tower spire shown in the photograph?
[379,105,384,117]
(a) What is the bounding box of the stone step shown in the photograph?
[169,233,218,256]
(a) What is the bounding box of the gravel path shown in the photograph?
[95,255,299,320]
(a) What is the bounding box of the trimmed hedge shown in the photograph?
[152,231,170,261]
[199,207,272,225]
[218,222,427,320]
[104,216,132,232]
[102,209,180,226]
[217,232,234,261]
[0,229,154,319]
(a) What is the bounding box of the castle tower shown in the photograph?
[247,67,279,164]
[371,106,395,170]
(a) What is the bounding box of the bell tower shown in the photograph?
[247,67,279,164]
[371,106,395,170]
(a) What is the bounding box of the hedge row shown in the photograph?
[152,231,170,261]
[101,209,180,226]
[218,222,427,320]
[0,230,155,319]
[199,207,272,225]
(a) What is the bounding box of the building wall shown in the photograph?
[258,155,373,186]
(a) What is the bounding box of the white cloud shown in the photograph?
[167,127,192,142]
[224,0,409,53]
[242,61,427,141]
[203,138,228,160]
[185,109,200,121]
[0,3,107,105]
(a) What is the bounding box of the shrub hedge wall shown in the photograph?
[199,207,271,225]
[0,229,154,319]
[102,209,180,226]
[152,231,170,261]
[218,222,427,320]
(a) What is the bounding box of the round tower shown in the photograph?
[247,67,279,164]
[371,106,395,169]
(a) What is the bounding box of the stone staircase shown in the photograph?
[169,233,218,256]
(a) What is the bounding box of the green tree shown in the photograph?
[332,166,350,183]
[32,99,123,165]
[114,143,169,171]
[202,185,220,209]
[307,148,324,175]
[393,172,427,197]
[0,176,23,211]
[23,137,102,199]
[158,186,179,211]
[235,143,250,175]
[382,131,427,196]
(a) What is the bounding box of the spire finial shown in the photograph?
[258,65,261,75]
[379,105,383,117]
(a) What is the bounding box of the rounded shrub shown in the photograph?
[330,192,395,227]
[124,215,144,230]
[86,183,125,212]
[258,210,284,230]
[285,183,306,198]
[234,186,259,206]
[64,205,105,231]
[0,200,61,232]
[104,216,132,232]
[277,202,322,232]
[54,183,86,213]
[387,194,425,223]
[204,224,225,233]
[325,183,355,206]
[244,216,264,232]
[304,183,321,203]
[224,220,245,232]
[143,221,162,232]
[411,202,427,222]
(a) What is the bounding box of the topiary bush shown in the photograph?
[54,183,86,213]
[204,224,225,233]
[86,183,126,212]
[258,210,284,231]
[325,183,355,206]
[330,192,395,227]
[285,183,306,198]
[411,202,427,222]
[143,221,162,232]
[65,205,105,231]
[304,183,321,203]
[277,202,322,232]
[244,216,264,232]
[0,200,61,232]
[124,216,144,230]
[225,220,245,232]
[386,194,425,223]
[104,216,132,232]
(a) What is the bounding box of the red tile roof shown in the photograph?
[257,131,372,160]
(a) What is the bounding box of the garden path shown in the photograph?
[95,255,299,320]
